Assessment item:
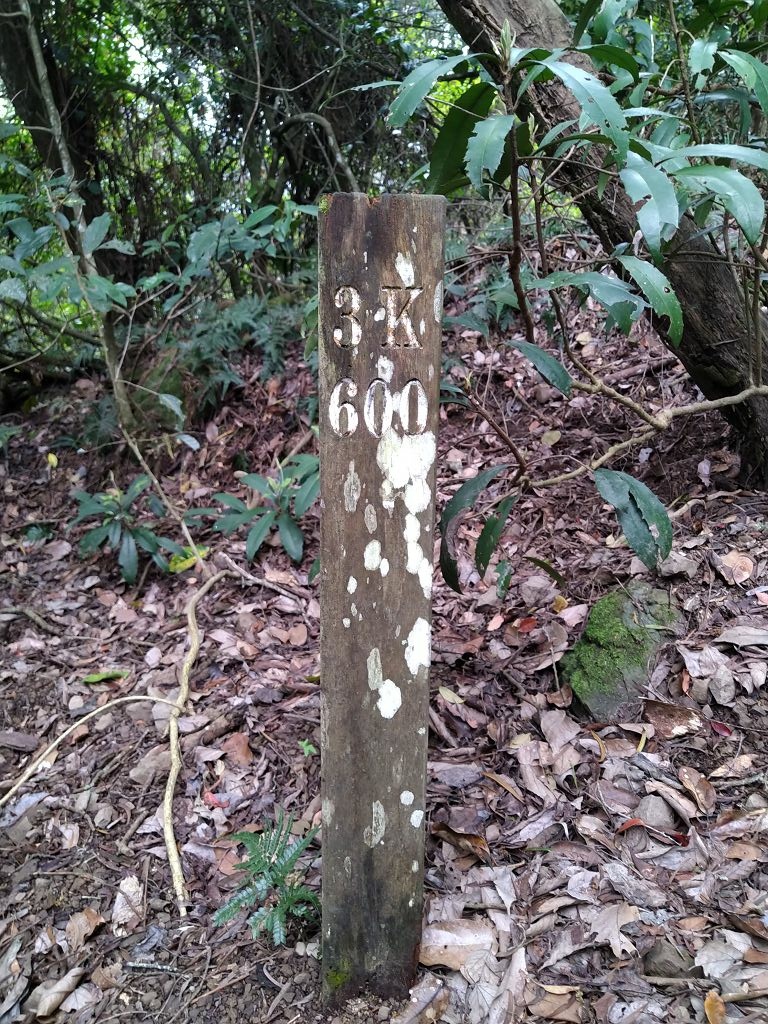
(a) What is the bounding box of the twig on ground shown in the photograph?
[1,606,61,635]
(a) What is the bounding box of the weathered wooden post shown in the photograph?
[318,193,445,1000]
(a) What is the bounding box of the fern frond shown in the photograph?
[212,880,266,925]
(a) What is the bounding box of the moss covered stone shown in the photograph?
[561,582,678,719]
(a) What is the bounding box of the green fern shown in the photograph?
[213,812,319,944]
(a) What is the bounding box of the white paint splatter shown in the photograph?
[380,558,389,577]
[405,617,431,676]
[418,559,433,599]
[428,364,435,381]
[350,603,358,617]
[400,791,414,806]
[417,727,426,735]
[344,856,352,877]
[343,461,361,513]
[323,798,335,824]
[376,679,402,719]
[376,428,435,516]
[410,809,424,828]
[404,513,420,543]
[342,617,351,628]
[419,318,425,336]
[364,504,378,534]
[374,307,385,322]
[363,800,387,847]
[412,860,419,872]
[433,281,443,323]
[377,355,394,383]
[367,648,383,691]
[408,898,415,907]
[364,539,382,570]
[347,576,357,594]
[395,251,415,287]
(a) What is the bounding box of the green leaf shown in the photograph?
[0,278,26,303]
[594,469,672,569]
[660,143,768,172]
[158,392,184,423]
[97,238,136,254]
[119,531,139,583]
[294,473,320,517]
[82,668,130,684]
[617,256,683,346]
[672,165,765,245]
[572,0,603,44]
[439,465,508,592]
[124,475,151,506]
[579,44,640,81]
[443,312,490,337]
[720,50,768,115]
[619,151,679,259]
[308,556,320,583]
[496,559,513,599]
[523,555,567,588]
[540,270,645,334]
[246,511,277,560]
[508,340,572,396]
[388,54,478,127]
[465,115,516,188]
[476,494,519,577]
[277,514,304,562]
[689,38,718,86]
[240,473,273,497]
[426,82,498,194]
[83,213,111,257]
[536,58,628,160]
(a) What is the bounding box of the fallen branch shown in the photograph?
[164,570,237,916]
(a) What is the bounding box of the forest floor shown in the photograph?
[2,276,768,1024]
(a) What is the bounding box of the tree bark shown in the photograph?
[437,0,768,481]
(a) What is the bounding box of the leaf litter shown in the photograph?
[1,293,768,1024]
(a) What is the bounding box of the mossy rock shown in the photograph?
[560,582,679,720]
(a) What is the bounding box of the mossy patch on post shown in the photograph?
[561,582,678,720]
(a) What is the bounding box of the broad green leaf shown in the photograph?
[168,550,205,572]
[82,668,130,684]
[523,556,567,588]
[0,122,20,140]
[439,465,508,592]
[594,469,672,569]
[672,164,764,244]
[0,278,26,302]
[308,556,320,583]
[124,475,152,505]
[97,238,136,254]
[689,39,718,86]
[509,340,572,396]
[540,270,645,334]
[388,54,478,127]
[720,50,768,115]
[573,0,603,43]
[496,559,513,599]
[83,213,111,257]
[277,513,304,562]
[119,531,139,583]
[579,44,640,81]
[660,143,768,172]
[465,114,516,188]
[213,492,249,512]
[476,494,519,577]
[617,256,683,346]
[536,58,628,160]
[426,82,497,194]
[246,511,277,560]
[294,473,320,517]
[158,393,184,423]
[443,312,489,337]
[619,151,679,259]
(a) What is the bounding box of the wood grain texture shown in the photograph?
[318,193,445,1001]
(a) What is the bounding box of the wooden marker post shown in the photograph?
[318,193,445,1000]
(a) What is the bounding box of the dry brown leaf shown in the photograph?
[704,990,727,1024]
[482,771,525,802]
[221,731,253,766]
[23,968,85,1017]
[524,982,582,1023]
[539,709,580,753]
[391,974,449,1024]
[420,920,497,970]
[643,700,702,739]
[432,823,493,865]
[287,623,307,646]
[65,908,104,951]
[588,903,640,957]
[679,765,717,814]
[438,686,465,704]
[111,875,142,934]
[716,550,754,585]
[726,840,767,861]
[91,963,122,991]
[718,624,768,647]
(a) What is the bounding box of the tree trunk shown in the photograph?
[437,0,768,481]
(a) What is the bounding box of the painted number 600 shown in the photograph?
[329,378,428,438]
